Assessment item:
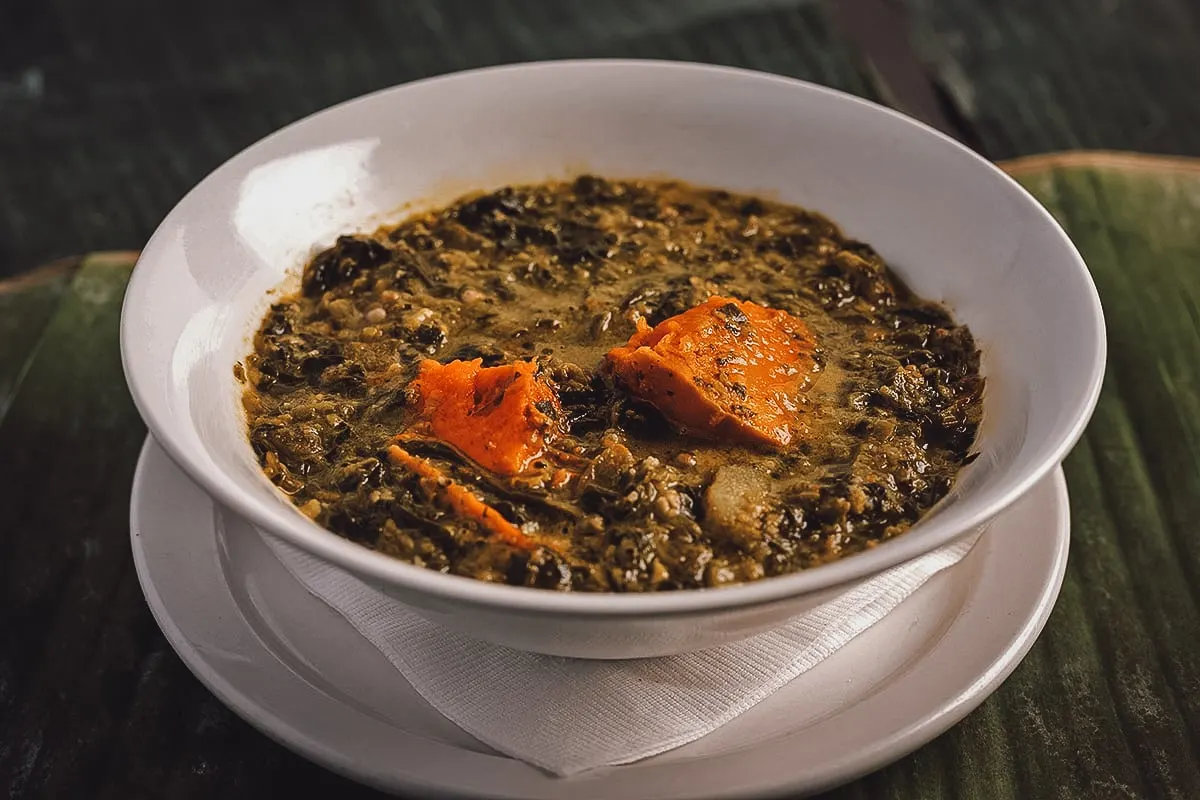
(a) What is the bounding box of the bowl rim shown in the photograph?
[121,58,1106,617]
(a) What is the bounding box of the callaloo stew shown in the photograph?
[240,176,983,592]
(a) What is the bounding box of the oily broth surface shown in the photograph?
[240,176,983,591]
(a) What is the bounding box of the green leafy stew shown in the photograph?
[239,176,982,592]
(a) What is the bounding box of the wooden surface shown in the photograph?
[5,0,1200,280]
[3,1,1200,798]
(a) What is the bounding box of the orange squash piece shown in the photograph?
[410,358,561,475]
[387,445,541,551]
[605,296,817,447]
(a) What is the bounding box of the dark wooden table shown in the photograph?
[3,2,1200,798]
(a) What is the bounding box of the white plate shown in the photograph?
[131,436,1069,799]
[122,60,1104,658]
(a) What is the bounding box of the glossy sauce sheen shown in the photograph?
[240,176,983,591]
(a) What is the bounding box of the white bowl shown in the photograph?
[121,60,1104,659]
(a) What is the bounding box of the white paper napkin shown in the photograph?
[264,532,980,777]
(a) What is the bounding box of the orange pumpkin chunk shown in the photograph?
[410,358,561,475]
[605,297,817,447]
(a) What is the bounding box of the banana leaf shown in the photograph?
[1,155,1197,799]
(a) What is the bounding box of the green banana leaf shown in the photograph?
[0,258,75,424]
[1,155,1197,799]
